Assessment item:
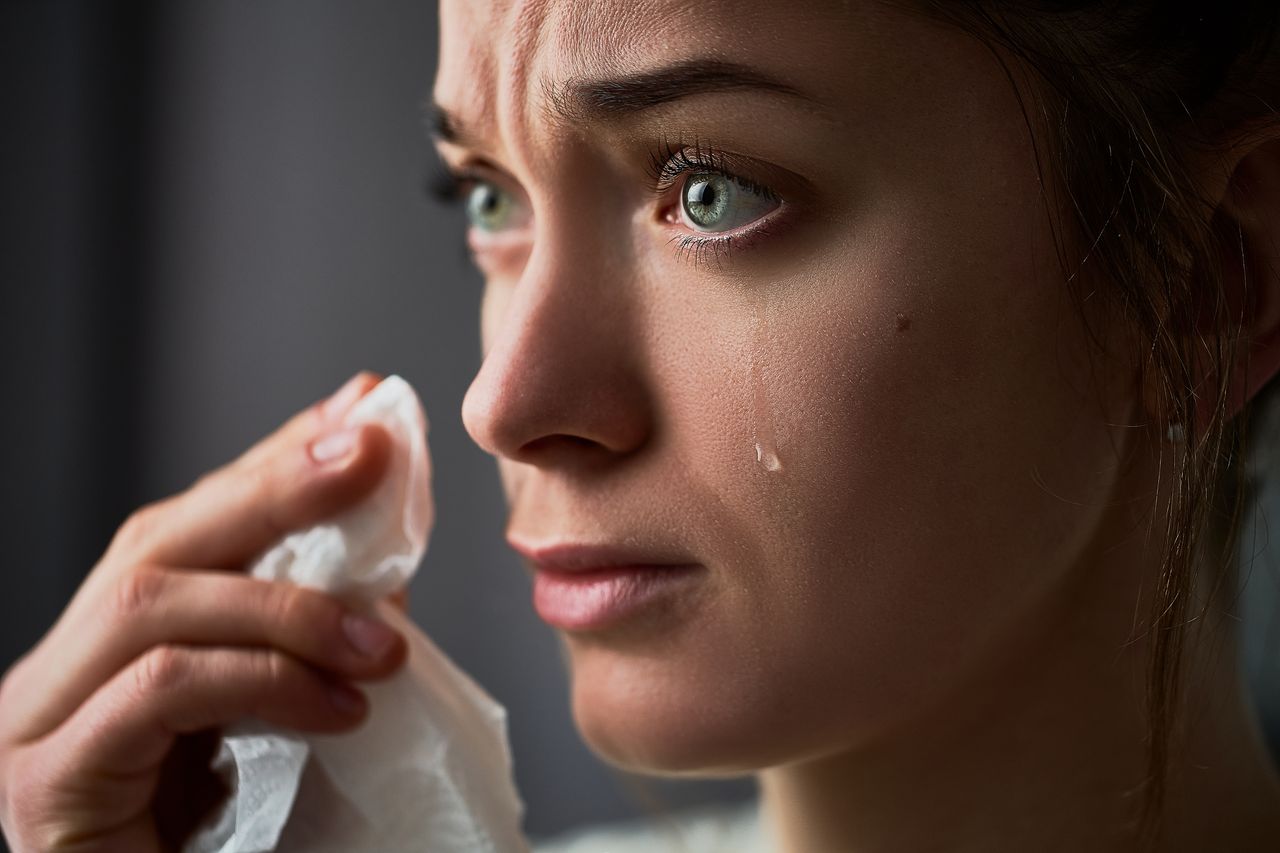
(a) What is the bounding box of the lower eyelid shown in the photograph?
[666,208,790,268]
[467,225,533,261]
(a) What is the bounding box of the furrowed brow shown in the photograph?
[550,59,814,123]
[429,60,817,152]
[429,103,472,147]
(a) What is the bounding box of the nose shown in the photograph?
[461,246,653,468]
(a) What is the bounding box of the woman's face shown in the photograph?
[434,0,1140,773]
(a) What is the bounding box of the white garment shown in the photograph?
[532,800,770,853]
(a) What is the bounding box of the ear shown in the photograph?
[1194,132,1280,432]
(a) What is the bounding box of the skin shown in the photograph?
[435,0,1280,850]
[0,373,410,851]
[3,2,1280,852]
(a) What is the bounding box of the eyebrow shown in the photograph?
[553,58,813,119]
[431,59,816,148]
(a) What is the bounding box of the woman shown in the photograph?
[3,1,1280,850]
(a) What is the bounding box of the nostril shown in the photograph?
[518,433,607,459]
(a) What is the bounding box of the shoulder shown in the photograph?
[531,799,768,853]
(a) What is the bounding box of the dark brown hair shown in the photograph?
[903,0,1280,845]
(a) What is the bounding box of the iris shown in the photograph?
[466,182,515,232]
[681,173,778,233]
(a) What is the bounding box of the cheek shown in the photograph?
[711,219,1133,745]
[570,204,1135,774]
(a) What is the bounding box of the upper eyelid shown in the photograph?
[438,137,777,190]
[432,139,519,189]
[644,142,783,204]
[431,157,531,211]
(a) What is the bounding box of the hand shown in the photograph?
[0,372,412,852]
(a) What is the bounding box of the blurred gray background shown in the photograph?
[0,0,1276,849]
[0,0,753,846]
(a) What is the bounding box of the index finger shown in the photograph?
[104,372,388,571]
[235,371,384,472]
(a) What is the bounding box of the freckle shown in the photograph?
[895,313,911,332]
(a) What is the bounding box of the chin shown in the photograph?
[563,635,828,779]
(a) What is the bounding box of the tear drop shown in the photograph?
[750,299,784,473]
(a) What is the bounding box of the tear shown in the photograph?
[750,297,784,473]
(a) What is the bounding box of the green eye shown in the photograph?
[466,182,516,232]
[681,173,779,233]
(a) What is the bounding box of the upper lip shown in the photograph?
[507,537,698,573]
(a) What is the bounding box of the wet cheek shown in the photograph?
[650,302,762,549]
[742,285,1049,591]
[752,304,951,603]
[765,300,1032,556]
[747,265,1119,666]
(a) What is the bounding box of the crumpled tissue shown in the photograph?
[184,374,529,853]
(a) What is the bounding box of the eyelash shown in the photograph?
[644,137,775,199]
[426,139,784,269]
[425,163,481,206]
[643,137,782,269]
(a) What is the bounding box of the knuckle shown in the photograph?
[239,457,276,501]
[134,645,190,696]
[112,501,166,556]
[240,459,293,526]
[2,749,27,824]
[265,586,346,663]
[4,789,38,850]
[240,463,291,535]
[4,750,54,850]
[256,649,294,691]
[111,565,168,623]
[267,583,313,629]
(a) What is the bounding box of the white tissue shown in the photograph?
[184,375,528,853]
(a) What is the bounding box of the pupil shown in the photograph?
[689,178,718,208]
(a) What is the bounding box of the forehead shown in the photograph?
[433,0,872,146]
[436,0,746,97]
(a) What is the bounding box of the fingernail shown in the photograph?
[328,683,365,715]
[309,428,358,464]
[322,373,370,420]
[342,612,398,658]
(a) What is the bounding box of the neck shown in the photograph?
[758,513,1280,853]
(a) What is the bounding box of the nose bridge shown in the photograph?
[462,229,652,464]
[460,3,653,464]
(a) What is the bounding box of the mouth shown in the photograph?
[507,539,705,631]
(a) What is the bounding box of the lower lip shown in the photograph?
[532,564,703,631]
